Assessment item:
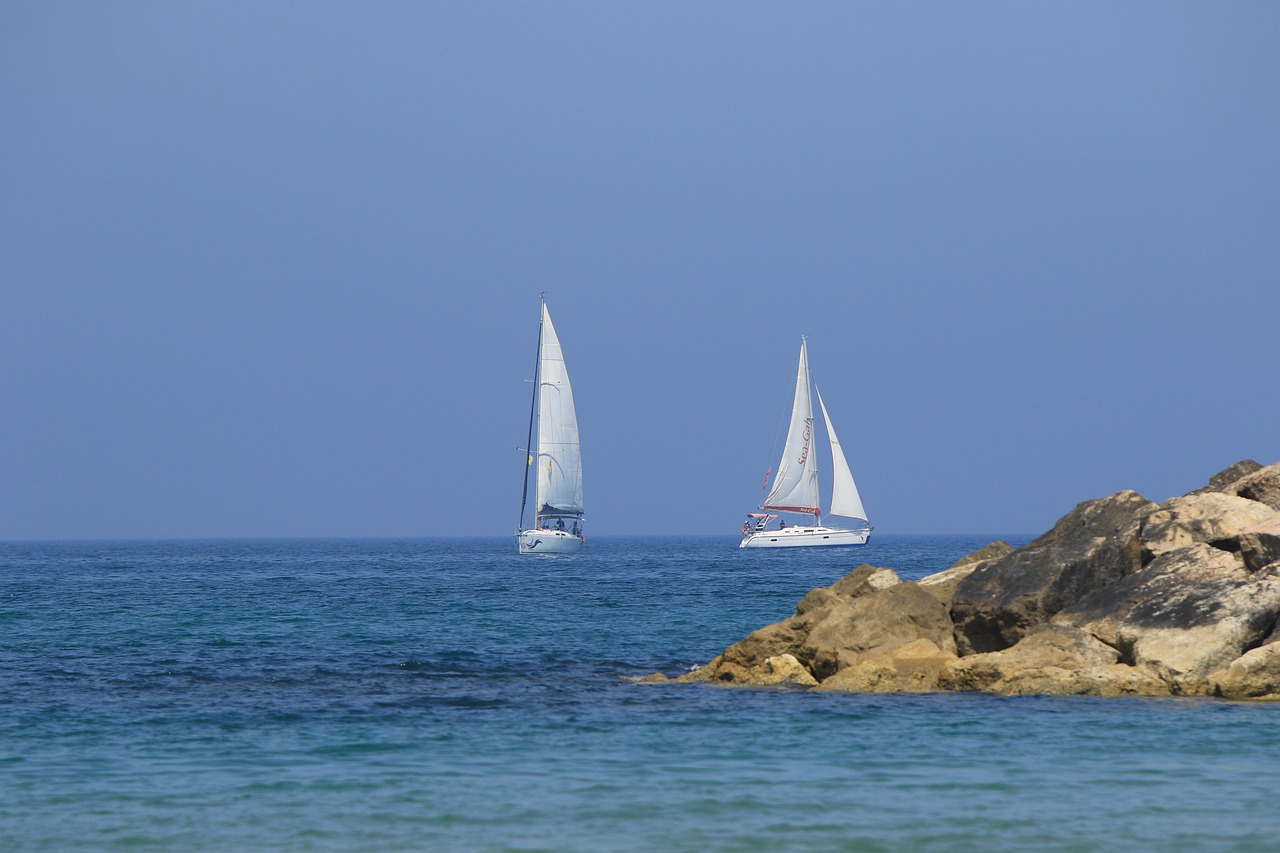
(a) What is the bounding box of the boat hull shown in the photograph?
[517,529,583,554]
[739,525,870,549]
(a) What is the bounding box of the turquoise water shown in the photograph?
[3,536,1279,851]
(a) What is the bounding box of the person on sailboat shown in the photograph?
[556,518,566,531]
[778,519,787,529]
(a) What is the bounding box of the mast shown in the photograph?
[516,295,544,533]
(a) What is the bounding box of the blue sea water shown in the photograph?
[3,535,1279,851]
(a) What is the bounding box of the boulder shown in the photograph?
[1059,544,1280,683]
[750,653,819,687]
[1139,492,1276,563]
[937,624,1172,696]
[677,619,808,683]
[802,581,955,679]
[951,490,1155,655]
[814,639,958,693]
[1209,643,1280,700]
[1239,513,1280,574]
[679,564,904,684]
[1190,459,1264,496]
[1232,463,1280,512]
[917,540,1015,607]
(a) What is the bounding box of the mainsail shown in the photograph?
[762,338,820,516]
[534,302,583,519]
[817,385,868,523]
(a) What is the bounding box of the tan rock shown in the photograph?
[1055,543,1280,683]
[802,581,955,679]
[938,624,1172,696]
[756,653,819,686]
[1210,643,1280,699]
[817,638,958,693]
[1056,543,1248,648]
[1140,491,1276,562]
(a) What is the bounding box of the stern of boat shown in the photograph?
[517,529,583,554]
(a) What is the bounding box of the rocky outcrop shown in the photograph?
[950,491,1154,655]
[814,639,958,693]
[674,564,953,686]
[1139,492,1275,563]
[1055,543,1280,682]
[647,459,1280,699]
[937,624,1173,696]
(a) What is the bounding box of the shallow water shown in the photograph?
[2,535,1278,850]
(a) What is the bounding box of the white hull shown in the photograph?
[517,529,583,554]
[739,525,870,549]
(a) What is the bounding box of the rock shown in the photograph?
[755,653,819,686]
[635,672,672,683]
[1239,513,1280,574]
[815,639,958,693]
[951,491,1155,655]
[1190,459,1264,495]
[1210,643,1280,699]
[665,459,1280,701]
[803,581,955,679]
[1232,463,1280,512]
[829,565,902,598]
[1059,544,1280,683]
[937,624,1172,696]
[679,563,952,685]
[678,619,808,683]
[679,565,903,684]
[1139,492,1276,562]
[917,541,1015,608]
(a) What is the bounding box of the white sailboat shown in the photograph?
[516,296,585,554]
[740,336,871,549]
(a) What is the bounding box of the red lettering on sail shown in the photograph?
[796,418,812,466]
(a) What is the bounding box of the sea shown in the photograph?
[3,535,1279,851]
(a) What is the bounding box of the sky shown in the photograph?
[2,2,1277,539]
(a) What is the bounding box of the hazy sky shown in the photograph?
[3,3,1277,539]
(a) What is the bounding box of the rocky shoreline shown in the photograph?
[644,460,1280,699]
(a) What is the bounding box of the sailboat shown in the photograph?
[516,296,585,554]
[740,336,871,549]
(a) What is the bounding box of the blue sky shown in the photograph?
[2,2,1277,539]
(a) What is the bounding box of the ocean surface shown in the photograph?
[3,535,1279,851]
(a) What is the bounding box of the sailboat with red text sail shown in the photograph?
[740,336,871,549]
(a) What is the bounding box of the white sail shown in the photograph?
[534,302,583,518]
[817,385,868,523]
[762,338,820,516]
